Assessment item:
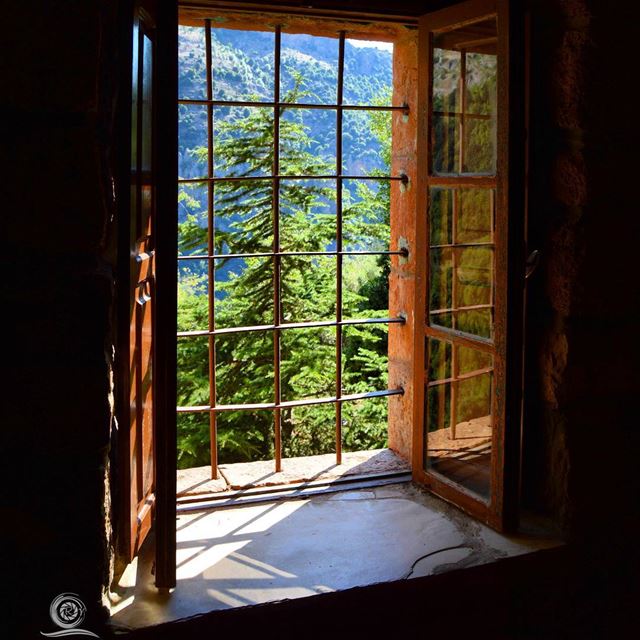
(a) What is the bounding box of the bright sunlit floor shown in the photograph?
[110,481,561,630]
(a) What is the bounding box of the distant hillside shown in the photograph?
[178,26,393,186]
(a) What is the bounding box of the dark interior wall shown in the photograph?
[0,1,119,635]
[1,0,638,637]
[524,0,640,555]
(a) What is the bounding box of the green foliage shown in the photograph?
[177,75,393,468]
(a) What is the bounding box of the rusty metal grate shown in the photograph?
[177,21,408,477]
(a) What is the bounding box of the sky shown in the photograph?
[347,39,393,52]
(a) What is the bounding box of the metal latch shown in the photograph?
[525,249,541,280]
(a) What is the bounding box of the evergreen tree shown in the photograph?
[177,79,392,468]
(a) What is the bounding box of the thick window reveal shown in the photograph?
[176,19,408,477]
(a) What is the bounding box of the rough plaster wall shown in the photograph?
[388,32,419,461]
[526,0,640,548]
[0,0,118,634]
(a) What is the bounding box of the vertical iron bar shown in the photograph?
[205,20,218,479]
[273,26,282,472]
[335,32,345,465]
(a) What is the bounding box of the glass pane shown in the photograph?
[432,19,497,176]
[426,341,493,500]
[178,182,208,256]
[463,117,496,173]
[429,188,493,246]
[280,179,336,253]
[457,189,493,244]
[466,51,497,116]
[281,255,336,323]
[216,331,274,405]
[429,187,453,246]
[280,33,338,104]
[214,257,273,328]
[457,308,492,339]
[432,113,459,174]
[212,28,275,101]
[178,25,206,100]
[213,106,273,178]
[281,327,335,402]
[343,179,390,252]
[179,104,208,179]
[217,410,275,463]
[344,39,393,106]
[456,246,493,308]
[429,247,452,316]
[457,344,492,375]
[343,109,391,176]
[214,180,273,255]
[282,403,336,458]
[342,254,388,320]
[427,337,451,382]
[432,47,461,113]
[280,108,336,176]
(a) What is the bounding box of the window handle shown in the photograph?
[525,249,541,280]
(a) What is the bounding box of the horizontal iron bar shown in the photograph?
[178,174,407,183]
[177,469,410,502]
[176,473,414,512]
[178,316,405,338]
[177,387,404,414]
[178,249,407,261]
[179,98,409,112]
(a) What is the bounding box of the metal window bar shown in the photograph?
[177,388,404,414]
[335,32,345,465]
[178,175,408,183]
[179,98,408,113]
[178,21,409,477]
[204,19,218,477]
[178,249,408,260]
[272,25,283,472]
[178,317,405,338]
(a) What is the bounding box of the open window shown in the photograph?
[175,12,408,483]
[116,0,524,594]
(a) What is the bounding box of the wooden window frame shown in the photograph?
[412,0,525,532]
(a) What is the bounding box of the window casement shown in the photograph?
[118,0,525,591]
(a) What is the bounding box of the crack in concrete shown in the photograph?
[402,545,469,580]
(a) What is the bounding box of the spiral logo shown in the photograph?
[41,593,100,638]
[51,594,86,629]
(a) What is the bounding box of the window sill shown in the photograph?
[109,479,562,630]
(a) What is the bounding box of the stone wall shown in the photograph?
[1,0,639,636]
[523,0,640,555]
